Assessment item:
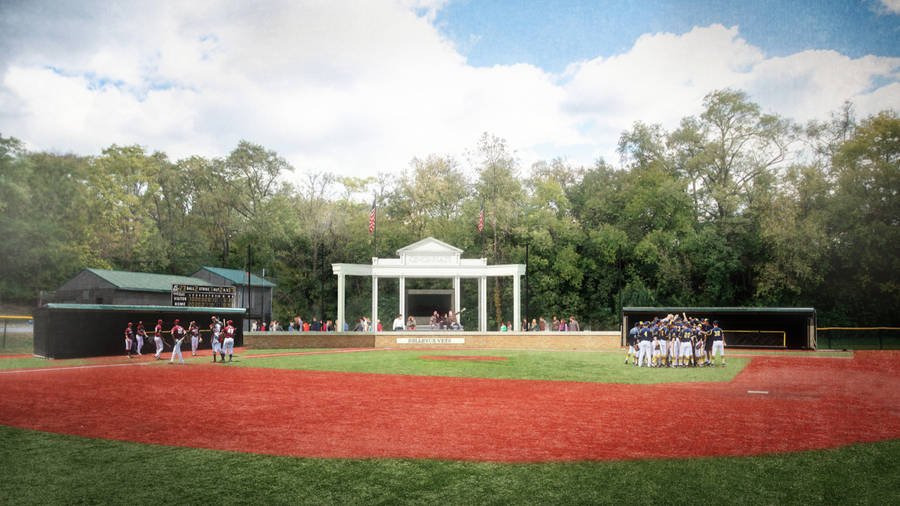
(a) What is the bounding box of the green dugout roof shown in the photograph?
[45,304,246,314]
[624,307,814,314]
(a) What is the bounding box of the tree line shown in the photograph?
[1,89,897,329]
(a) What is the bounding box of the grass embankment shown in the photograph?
[1,425,898,506]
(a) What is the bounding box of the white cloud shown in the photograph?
[1,3,899,182]
[875,0,900,15]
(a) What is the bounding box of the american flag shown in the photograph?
[369,199,376,233]
[478,200,484,232]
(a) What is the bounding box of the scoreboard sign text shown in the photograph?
[171,284,235,307]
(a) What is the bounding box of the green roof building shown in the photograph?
[189,267,276,325]
[53,268,215,306]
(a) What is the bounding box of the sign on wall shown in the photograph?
[171,284,235,307]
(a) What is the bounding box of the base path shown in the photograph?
[0,354,898,462]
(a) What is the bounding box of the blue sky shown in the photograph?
[0,0,898,183]
[437,0,900,71]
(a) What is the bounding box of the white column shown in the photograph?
[337,272,345,332]
[479,276,487,332]
[453,276,460,312]
[513,273,521,331]
[399,276,406,325]
[371,275,378,332]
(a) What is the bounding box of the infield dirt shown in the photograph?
[0,352,898,462]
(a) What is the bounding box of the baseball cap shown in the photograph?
[174,319,180,323]
[713,320,718,324]
[158,319,163,323]
[127,322,132,326]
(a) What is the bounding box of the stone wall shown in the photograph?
[244,331,620,350]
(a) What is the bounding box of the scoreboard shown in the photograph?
[171,284,235,308]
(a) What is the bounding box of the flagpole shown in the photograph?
[480,198,485,260]
[374,195,377,258]
[369,196,377,259]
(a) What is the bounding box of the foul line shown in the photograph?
[0,361,153,374]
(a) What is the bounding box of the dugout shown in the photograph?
[621,307,817,350]
[32,304,246,359]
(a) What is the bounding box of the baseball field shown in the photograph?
[1,343,899,505]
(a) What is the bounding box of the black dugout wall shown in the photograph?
[32,304,246,359]
[621,307,817,350]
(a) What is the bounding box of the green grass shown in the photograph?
[2,425,898,505]
[235,349,750,384]
[242,348,342,355]
[0,332,33,355]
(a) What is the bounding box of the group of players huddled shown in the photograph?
[124,316,236,364]
[626,313,726,368]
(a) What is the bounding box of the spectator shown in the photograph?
[311,317,321,331]
[303,320,310,331]
[377,319,383,332]
[406,316,417,330]
[539,317,546,331]
[430,311,439,330]
[569,316,580,332]
[393,314,404,331]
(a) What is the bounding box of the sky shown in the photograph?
[1,0,899,185]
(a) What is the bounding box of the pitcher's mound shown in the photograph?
[419,355,508,361]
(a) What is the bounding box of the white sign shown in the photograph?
[405,255,454,264]
[397,338,465,344]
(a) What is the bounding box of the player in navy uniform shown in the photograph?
[709,320,726,367]
[626,322,639,365]
[679,322,694,367]
[637,321,653,367]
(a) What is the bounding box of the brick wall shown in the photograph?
[245,331,620,350]
[244,332,376,349]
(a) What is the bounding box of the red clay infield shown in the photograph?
[0,351,899,463]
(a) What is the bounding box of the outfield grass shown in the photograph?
[1,425,898,506]
[235,349,750,384]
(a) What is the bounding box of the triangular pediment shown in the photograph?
[396,237,463,255]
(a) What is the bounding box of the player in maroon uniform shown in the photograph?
[169,319,186,364]
[223,320,236,362]
[135,321,147,356]
[124,323,134,359]
[189,321,201,356]
[154,319,165,360]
